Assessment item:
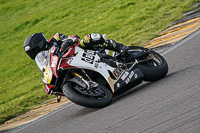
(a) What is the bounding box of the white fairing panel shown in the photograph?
[68,47,115,81]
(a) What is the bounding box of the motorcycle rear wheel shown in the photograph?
[62,82,113,108]
[137,51,168,81]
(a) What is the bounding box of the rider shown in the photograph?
[23,32,129,60]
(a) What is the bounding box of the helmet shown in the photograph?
[23,32,47,60]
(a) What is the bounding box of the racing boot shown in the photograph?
[105,39,129,57]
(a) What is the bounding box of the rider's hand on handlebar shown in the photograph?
[59,39,74,57]
[62,39,74,47]
[119,45,129,57]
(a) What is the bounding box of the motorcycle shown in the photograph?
[35,42,168,108]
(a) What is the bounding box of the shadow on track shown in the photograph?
[112,73,175,104]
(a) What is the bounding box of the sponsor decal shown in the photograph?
[43,65,53,84]
[51,56,58,67]
[54,33,60,41]
[83,34,90,43]
[121,71,129,81]
[94,62,99,68]
[121,71,135,84]
[113,67,123,78]
[67,58,73,65]
[24,46,30,51]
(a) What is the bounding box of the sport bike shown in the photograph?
[35,43,168,108]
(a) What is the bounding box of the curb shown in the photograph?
[144,16,200,49]
[0,97,71,131]
[144,3,200,49]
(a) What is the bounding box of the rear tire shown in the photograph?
[137,51,168,81]
[62,82,113,108]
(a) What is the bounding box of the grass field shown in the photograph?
[0,0,199,124]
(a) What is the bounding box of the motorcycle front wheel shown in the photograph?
[62,82,113,108]
[137,51,168,81]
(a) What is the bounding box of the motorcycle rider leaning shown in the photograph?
[23,32,129,60]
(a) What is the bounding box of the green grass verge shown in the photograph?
[0,0,199,124]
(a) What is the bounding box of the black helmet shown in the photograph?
[23,32,47,60]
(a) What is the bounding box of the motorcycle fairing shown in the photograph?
[45,84,56,94]
[49,46,59,78]
[42,65,53,84]
[57,46,78,70]
[59,46,144,93]
[35,50,57,86]
[62,47,115,75]
[108,68,144,92]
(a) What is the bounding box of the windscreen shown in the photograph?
[35,51,49,72]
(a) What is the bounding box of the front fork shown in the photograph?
[71,70,98,91]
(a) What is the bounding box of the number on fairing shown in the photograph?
[81,50,96,64]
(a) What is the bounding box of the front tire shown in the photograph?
[62,82,113,108]
[137,51,168,81]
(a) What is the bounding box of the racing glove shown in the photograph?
[59,35,80,56]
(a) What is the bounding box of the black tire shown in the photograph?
[62,82,113,108]
[137,51,168,81]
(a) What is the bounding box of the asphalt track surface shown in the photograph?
[4,30,200,133]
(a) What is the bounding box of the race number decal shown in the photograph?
[81,50,96,64]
